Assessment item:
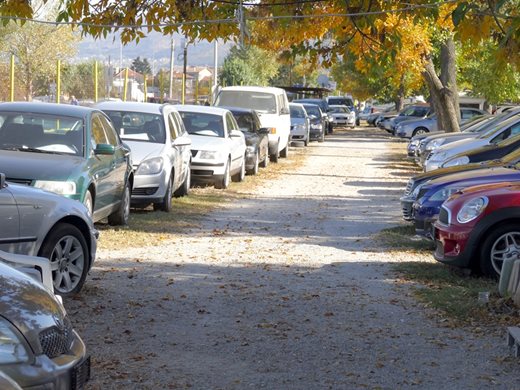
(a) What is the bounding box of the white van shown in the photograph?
[215,86,291,162]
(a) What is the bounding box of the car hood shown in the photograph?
[426,166,518,188]
[0,150,84,181]
[434,137,479,153]
[0,262,67,349]
[123,141,164,166]
[189,134,228,151]
[393,115,424,124]
[423,132,476,143]
[400,118,433,127]
[242,132,260,147]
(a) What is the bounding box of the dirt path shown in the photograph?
[70,127,518,389]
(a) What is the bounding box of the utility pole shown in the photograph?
[169,35,174,100]
[238,0,245,48]
[212,40,218,104]
[182,35,188,104]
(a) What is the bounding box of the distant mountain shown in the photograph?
[77,32,233,69]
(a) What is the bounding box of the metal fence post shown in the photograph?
[123,67,129,102]
[94,61,99,102]
[10,55,15,102]
[56,59,61,104]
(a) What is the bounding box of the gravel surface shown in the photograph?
[69,127,519,389]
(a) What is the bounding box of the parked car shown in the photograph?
[0,261,90,388]
[395,108,486,138]
[411,165,520,238]
[0,173,97,296]
[96,101,191,212]
[387,104,431,134]
[425,115,520,171]
[433,181,520,277]
[327,105,356,128]
[326,95,354,109]
[289,103,310,146]
[177,105,246,189]
[301,104,326,142]
[418,109,520,166]
[227,107,270,174]
[0,102,133,225]
[358,106,375,123]
[292,98,333,134]
[215,86,290,162]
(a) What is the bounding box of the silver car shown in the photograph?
[289,103,310,145]
[0,261,90,389]
[0,174,97,296]
[96,102,192,212]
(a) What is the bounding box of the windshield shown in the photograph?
[328,97,354,107]
[179,111,224,137]
[461,115,491,132]
[105,111,165,143]
[480,115,520,139]
[216,91,277,114]
[303,105,321,117]
[329,106,350,113]
[233,112,255,132]
[400,106,429,117]
[0,112,84,156]
[293,99,326,112]
[290,105,306,118]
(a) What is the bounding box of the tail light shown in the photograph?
[269,127,276,134]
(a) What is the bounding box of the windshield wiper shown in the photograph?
[0,146,66,155]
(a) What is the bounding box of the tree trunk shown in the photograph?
[394,76,405,111]
[422,36,460,133]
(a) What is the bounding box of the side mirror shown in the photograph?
[94,143,116,155]
[258,127,270,135]
[0,173,6,189]
[230,129,243,138]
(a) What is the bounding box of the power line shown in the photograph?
[211,0,328,6]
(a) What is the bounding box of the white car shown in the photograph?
[176,106,246,189]
[215,86,291,162]
[425,115,520,171]
[327,105,356,128]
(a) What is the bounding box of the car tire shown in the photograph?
[154,174,173,212]
[270,142,280,163]
[260,149,269,168]
[233,155,246,182]
[108,181,131,224]
[215,158,231,189]
[83,190,93,217]
[304,136,309,147]
[318,131,325,143]
[412,127,429,137]
[480,224,520,278]
[247,152,259,175]
[39,223,89,297]
[280,139,289,158]
[174,167,191,198]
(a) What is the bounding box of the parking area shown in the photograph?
[68,126,519,389]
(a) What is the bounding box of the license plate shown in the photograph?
[71,356,91,390]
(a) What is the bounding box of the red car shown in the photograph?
[433,181,520,278]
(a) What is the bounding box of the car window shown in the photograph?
[329,106,350,113]
[290,105,306,118]
[168,113,179,140]
[98,115,119,146]
[253,112,262,131]
[216,91,277,114]
[172,111,187,136]
[226,113,238,133]
[91,115,108,147]
[179,111,225,137]
[233,112,254,132]
[104,110,166,144]
[303,105,321,117]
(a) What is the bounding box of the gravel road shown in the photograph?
[69,127,519,389]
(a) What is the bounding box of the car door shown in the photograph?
[226,112,244,172]
[168,111,191,189]
[0,182,19,252]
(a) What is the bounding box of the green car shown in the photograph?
[0,102,133,224]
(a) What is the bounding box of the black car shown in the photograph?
[301,104,326,142]
[226,107,270,175]
[292,98,333,134]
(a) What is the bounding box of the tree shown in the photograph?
[220,45,279,87]
[131,56,151,75]
[61,61,106,100]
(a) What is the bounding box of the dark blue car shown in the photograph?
[412,165,520,237]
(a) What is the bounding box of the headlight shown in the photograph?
[0,317,30,364]
[442,156,470,168]
[199,151,221,160]
[410,140,420,147]
[33,180,76,195]
[292,124,305,131]
[429,186,463,201]
[136,157,163,175]
[457,196,488,224]
[426,139,444,151]
[311,123,323,130]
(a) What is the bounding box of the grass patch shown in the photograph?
[395,261,520,326]
[376,224,435,252]
[97,145,308,251]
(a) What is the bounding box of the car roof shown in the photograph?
[0,102,96,116]
[328,105,349,108]
[175,104,229,115]
[289,103,305,108]
[95,101,172,115]
[219,86,286,94]
[219,106,256,115]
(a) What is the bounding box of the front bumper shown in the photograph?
[433,223,474,267]
[130,171,168,204]
[309,127,324,140]
[400,197,415,221]
[1,332,89,390]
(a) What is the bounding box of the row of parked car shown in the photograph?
[395,105,520,279]
[0,87,358,388]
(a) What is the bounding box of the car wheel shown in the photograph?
[270,142,280,163]
[260,148,269,168]
[83,190,93,217]
[174,166,191,197]
[215,158,231,189]
[480,224,520,278]
[318,131,325,143]
[108,181,131,224]
[412,127,429,137]
[356,119,360,126]
[154,174,173,212]
[233,155,246,182]
[40,223,89,297]
[304,136,309,147]
[280,139,289,158]
[247,152,259,175]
